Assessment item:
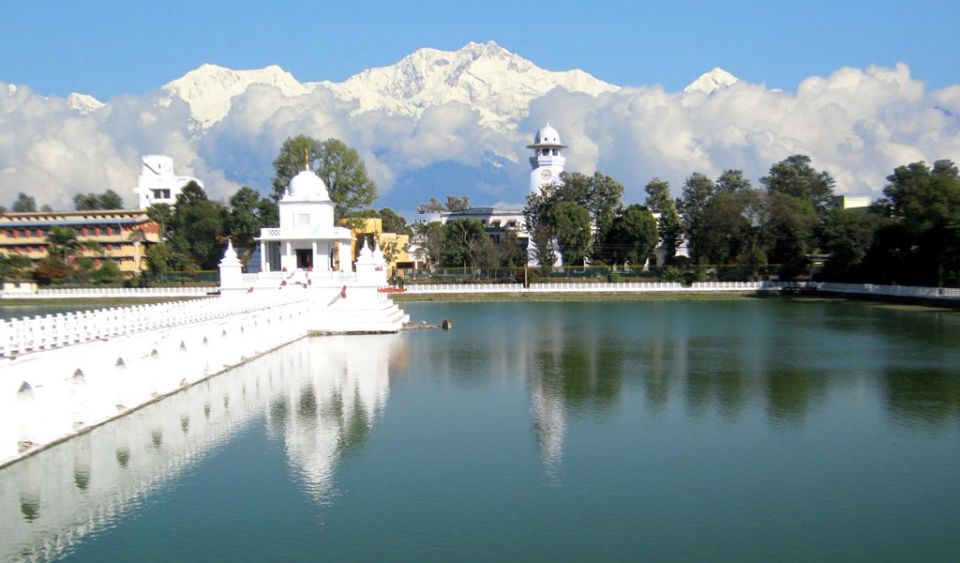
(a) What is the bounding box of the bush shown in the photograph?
[33,258,69,285]
[93,260,122,285]
[661,266,685,284]
[608,272,622,283]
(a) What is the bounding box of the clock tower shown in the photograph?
[528,124,567,194]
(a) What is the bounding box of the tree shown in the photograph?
[644,179,682,264]
[146,203,174,239]
[818,209,885,280]
[545,201,592,267]
[761,155,835,214]
[602,204,658,267]
[555,171,624,248]
[413,221,446,269]
[271,136,377,218]
[680,172,716,264]
[715,169,752,194]
[524,188,558,272]
[416,197,446,214]
[495,230,527,268]
[12,193,36,212]
[33,258,68,284]
[441,219,492,269]
[168,181,225,269]
[98,189,124,209]
[74,193,99,210]
[93,260,122,284]
[47,226,81,265]
[145,243,173,277]
[764,191,817,278]
[878,160,960,284]
[445,195,471,212]
[0,254,32,281]
[697,191,751,267]
[377,208,413,236]
[226,187,276,247]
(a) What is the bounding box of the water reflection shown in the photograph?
[0,335,400,561]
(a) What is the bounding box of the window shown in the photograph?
[298,213,310,225]
[111,226,120,235]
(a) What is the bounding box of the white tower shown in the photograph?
[528,124,567,194]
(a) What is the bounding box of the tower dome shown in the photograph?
[527,123,567,148]
[286,169,330,201]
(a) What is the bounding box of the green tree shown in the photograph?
[818,209,885,280]
[168,181,225,269]
[445,195,471,212]
[764,191,817,278]
[226,187,276,247]
[0,254,32,281]
[715,169,752,194]
[47,226,82,265]
[379,208,413,236]
[697,191,751,266]
[145,243,173,277]
[602,204,658,267]
[416,197,446,214]
[761,155,835,214]
[644,179,682,264]
[441,219,492,269]
[74,193,99,210]
[545,201,592,267]
[413,221,446,269]
[98,189,124,209]
[12,193,36,212]
[524,188,558,272]
[93,260,122,284]
[495,230,527,268]
[33,257,68,285]
[146,203,174,239]
[680,172,716,264]
[271,136,377,218]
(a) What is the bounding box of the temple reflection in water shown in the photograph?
[0,335,403,561]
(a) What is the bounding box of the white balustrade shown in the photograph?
[0,294,311,357]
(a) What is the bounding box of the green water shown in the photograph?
[2,298,959,561]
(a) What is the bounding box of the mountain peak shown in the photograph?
[683,67,740,94]
[163,63,307,127]
[67,92,104,113]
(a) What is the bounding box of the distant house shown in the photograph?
[342,217,413,275]
[831,195,872,210]
[133,155,204,209]
[0,210,161,274]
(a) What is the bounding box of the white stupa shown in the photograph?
[527,123,567,194]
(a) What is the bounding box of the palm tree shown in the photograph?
[47,226,82,265]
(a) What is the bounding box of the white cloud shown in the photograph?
[1,62,958,212]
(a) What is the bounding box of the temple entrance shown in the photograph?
[295,249,312,269]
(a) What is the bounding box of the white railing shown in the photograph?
[0,294,310,357]
[398,280,959,299]
[2,287,213,300]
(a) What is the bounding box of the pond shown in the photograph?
[1,298,959,561]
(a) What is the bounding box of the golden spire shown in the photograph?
[303,147,310,171]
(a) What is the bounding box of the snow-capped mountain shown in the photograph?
[314,41,619,126]
[66,93,104,113]
[160,41,618,130]
[163,63,308,128]
[683,67,739,95]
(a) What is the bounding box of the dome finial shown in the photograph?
[303,146,310,171]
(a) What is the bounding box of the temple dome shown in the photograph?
[527,123,567,148]
[287,169,330,201]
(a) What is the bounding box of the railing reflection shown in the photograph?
[0,334,401,561]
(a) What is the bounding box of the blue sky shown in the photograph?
[2,0,958,99]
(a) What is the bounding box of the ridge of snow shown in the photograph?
[310,41,620,126]
[162,63,308,128]
[683,67,740,95]
[67,92,105,113]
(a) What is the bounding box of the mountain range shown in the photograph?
[74,41,736,132]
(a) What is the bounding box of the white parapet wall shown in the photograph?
[1,286,213,300]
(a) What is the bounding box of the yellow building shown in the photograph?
[0,210,161,274]
[340,217,412,275]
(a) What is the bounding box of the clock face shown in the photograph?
[540,169,552,180]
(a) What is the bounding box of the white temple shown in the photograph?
[256,165,354,274]
[528,123,567,194]
[218,164,407,333]
[133,155,203,209]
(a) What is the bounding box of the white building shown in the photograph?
[528,123,567,194]
[133,155,204,209]
[256,166,354,274]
